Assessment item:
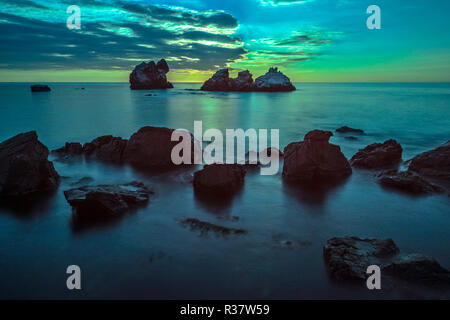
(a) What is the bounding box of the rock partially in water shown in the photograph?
[193,164,246,193]
[344,136,358,141]
[200,67,295,92]
[181,218,247,236]
[324,236,450,288]
[129,59,173,90]
[323,236,399,281]
[253,67,296,92]
[123,126,194,169]
[377,170,444,195]
[64,181,153,216]
[336,126,364,134]
[0,131,60,197]
[408,140,450,183]
[350,139,403,169]
[30,84,51,92]
[83,135,128,163]
[53,142,83,156]
[282,130,352,183]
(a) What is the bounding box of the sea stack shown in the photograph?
[200,67,295,92]
[129,59,173,90]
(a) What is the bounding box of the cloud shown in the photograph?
[0,0,246,73]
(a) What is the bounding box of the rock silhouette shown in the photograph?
[129,59,173,90]
[350,139,402,169]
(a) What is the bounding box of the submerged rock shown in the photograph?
[30,84,51,92]
[129,59,173,90]
[350,139,402,169]
[408,141,450,183]
[201,67,295,92]
[323,236,450,288]
[0,131,59,197]
[64,181,153,216]
[282,130,352,183]
[193,164,246,193]
[377,170,444,195]
[323,236,399,281]
[336,126,364,134]
[181,218,246,236]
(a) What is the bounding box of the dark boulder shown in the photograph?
[324,236,450,288]
[123,126,193,169]
[336,126,364,134]
[30,84,51,92]
[193,164,246,193]
[323,236,399,281]
[350,139,402,169]
[129,59,173,90]
[408,141,450,183]
[377,170,444,195]
[282,130,352,183]
[53,142,83,156]
[0,131,59,197]
[252,67,296,92]
[64,181,153,216]
[83,135,128,163]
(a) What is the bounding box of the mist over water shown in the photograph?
[0,82,449,299]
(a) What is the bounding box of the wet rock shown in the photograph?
[324,236,450,288]
[383,254,450,287]
[64,181,153,216]
[193,164,246,193]
[123,126,193,169]
[336,126,364,134]
[129,59,173,90]
[350,139,402,169]
[282,130,352,183]
[252,67,296,92]
[83,135,128,163]
[200,67,295,92]
[377,170,444,195]
[0,131,60,197]
[181,218,246,236]
[30,84,51,92]
[53,142,83,156]
[408,141,450,183]
[323,236,399,281]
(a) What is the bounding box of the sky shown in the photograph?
[0,0,449,82]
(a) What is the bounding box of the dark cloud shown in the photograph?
[0,1,245,71]
[274,32,331,46]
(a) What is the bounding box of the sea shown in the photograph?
[0,82,449,299]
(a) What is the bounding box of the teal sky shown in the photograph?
[0,0,449,82]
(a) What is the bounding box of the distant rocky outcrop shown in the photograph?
[129,59,173,90]
[193,164,246,193]
[64,181,153,217]
[201,67,295,92]
[350,139,402,169]
[282,130,352,183]
[324,236,450,288]
[407,140,450,183]
[30,84,51,92]
[336,126,364,134]
[0,131,59,197]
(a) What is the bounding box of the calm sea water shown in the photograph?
[0,82,449,299]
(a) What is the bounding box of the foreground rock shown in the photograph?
[377,170,444,195]
[64,182,153,216]
[0,131,59,197]
[193,164,246,193]
[129,59,173,90]
[282,130,352,183]
[408,141,450,183]
[123,126,193,169]
[324,236,450,288]
[30,84,51,92]
[350,139,402,169]
[336,126,364,134]
[201,67,295,92]
[181,218,246,236]
[83,135,128,163]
